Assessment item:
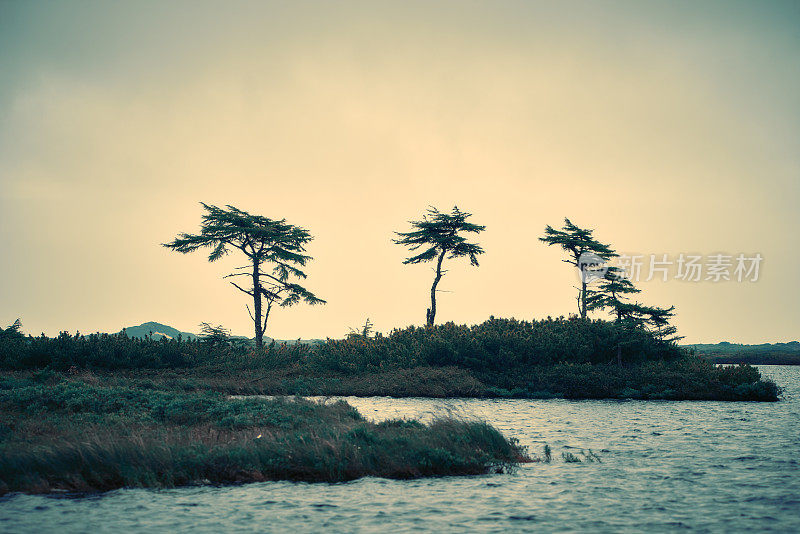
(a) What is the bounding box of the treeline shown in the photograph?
[0,317,681,372]
[689,341,800,365]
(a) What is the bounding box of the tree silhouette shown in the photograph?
[586,266,640,321]
[540,218,617,319]
[394,206,485,326]
[588,266,681,344]
[198,322,231,347]
[164,203,325,350]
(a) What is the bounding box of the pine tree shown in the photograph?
[586,267,640,321]
[588,268,681,342]
[164,203,325,350]
[628,303,680,341]
[198,322,231,347]
[540,218,617,319]
[394,206,485,326]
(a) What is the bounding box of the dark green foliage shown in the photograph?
[310,316,684,374]
[0,377,527,494]
[477,359,780,401]
[394,206,485,325]
[0,330,198,370]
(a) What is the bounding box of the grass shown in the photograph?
[0,375,529,495]
[23,356,778,402]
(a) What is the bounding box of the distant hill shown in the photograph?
[120,322,198,341]
[685,341,800,365]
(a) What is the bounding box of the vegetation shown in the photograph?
[164,203,325,350]
[0,375,528,495]
[394,206,485,326]
[0,317,780,401]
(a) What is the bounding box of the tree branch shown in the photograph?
[229,281,254,296]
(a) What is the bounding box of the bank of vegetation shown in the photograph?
[0,374,528,495]
[0,317,780,401]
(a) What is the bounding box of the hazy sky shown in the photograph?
[1,1,798,343]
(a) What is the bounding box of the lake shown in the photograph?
[2,365,799,533]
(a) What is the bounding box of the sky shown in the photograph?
[0,0,798,344]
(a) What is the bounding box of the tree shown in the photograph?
[0,319,23,341]
[540,218,617,319]
[588,267,682,349]
[347,317,374,339]
[586,266,640,321]
[164,203,325,350]
[198,322,231,347]
[621,303,680,341]
[394,206,485,326]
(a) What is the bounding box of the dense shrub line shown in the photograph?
[0,317,681,372]
[0,318,779,401]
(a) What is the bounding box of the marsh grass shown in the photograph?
[0,376,528,495]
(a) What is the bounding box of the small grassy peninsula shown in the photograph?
[0,374,528,495]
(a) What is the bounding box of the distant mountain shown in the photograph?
[120,322,198,341]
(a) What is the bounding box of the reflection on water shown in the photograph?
[2,366,799,533]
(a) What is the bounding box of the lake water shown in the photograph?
[2,366,799,533]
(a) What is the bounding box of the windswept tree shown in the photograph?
[1,319,23,341]
[619,302,679,341]
[198,322,232,347]
[394,206,485,326]
[586,266,640,321]
[540,218,617,319]
[164,203,325,350]
[588,268,681,344]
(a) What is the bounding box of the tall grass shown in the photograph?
[0,376,528,494]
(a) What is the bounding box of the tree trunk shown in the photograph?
[263,300,273,342]
[252,259,263,350]
[580,278,587,319]
[574,250,587,320]
[427,250,446,326]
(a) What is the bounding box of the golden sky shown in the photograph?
[1,1,798,343]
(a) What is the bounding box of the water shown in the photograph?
[2,366,799,533]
